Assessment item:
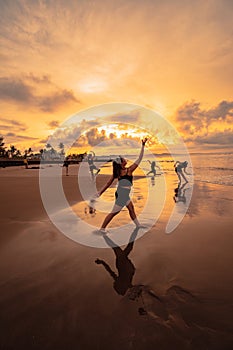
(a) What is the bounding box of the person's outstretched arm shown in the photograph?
[183,167,191,175]
[128,138,147,173]
[174,161,180,167]
[98,175,115,196]
[95,259,117,280]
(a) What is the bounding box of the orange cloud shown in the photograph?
[174,100,233,147]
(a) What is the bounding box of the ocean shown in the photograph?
[155,152,233,187]
[97,152,233,187]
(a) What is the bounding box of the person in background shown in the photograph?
[147,160,156,176]
[63,157,69,176]
[23,156,28,169]
[174,160,189,184]
[87,153,100,180]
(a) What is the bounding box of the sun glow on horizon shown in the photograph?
[97,123,148,140]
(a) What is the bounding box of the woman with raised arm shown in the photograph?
[97,138,148,233]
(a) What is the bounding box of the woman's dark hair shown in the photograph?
[112,156,123,178]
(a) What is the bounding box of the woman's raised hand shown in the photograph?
[142,137,148,146]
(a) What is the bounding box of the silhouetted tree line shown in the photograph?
[0,136,86,161]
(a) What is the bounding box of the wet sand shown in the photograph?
[0,165,233,349]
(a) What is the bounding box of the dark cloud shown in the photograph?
[44,118,102,149]
[86,128,107,146]
[5,132,37,140]
[175,100,233,135]
[38,89,79,112]
[39,139,49,144]
[0,76,80,111]
[97,138,139,149]
[73,134,89,148]
[192,129,233,145]
[48,116,138,149]
[0,117,27,132]
[175,100,233,147]
[109,132,116,139]
[207,100,233,120]
[106,111,140,124]
[73,133,139,149]
[0,125,12,131]
[0,77,34,103]
[26,73,51,85]
[47,120,60,129]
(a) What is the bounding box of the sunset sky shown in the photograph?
[0,0,233,153]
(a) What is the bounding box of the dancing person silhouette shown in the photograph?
[174,160,189,184]
[87,153,100,180]
[147,160,156,176]
[97,138,148,233]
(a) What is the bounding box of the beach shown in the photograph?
[0,164,233,350]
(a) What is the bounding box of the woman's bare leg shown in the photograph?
[100,204,122,229]
[126,201,140,227]
[177,172,181,184]
[180,171,188,183]
[90,169,94,180]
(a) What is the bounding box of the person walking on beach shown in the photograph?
[63,157,69,176]
[174,160,189,184]
[87,153,100,180]
[23,157,29,169]
[147,160,156,176]
[97,138,148,233]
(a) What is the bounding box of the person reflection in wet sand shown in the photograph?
[173,182,188,203]
[84,199,96,217]
[95,227,139,295]
[95,229,207,337]
[95,228,169,321]
[151,176,155,187]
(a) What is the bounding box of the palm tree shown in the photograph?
[39,149,44,159]
[10,145,17,158]
[46,143,52,150]
[50,147,56,156]
[58,142,65,157]
[15,150,21,157]
[0,136,6,157]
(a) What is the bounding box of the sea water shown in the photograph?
[139,152,233,187]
